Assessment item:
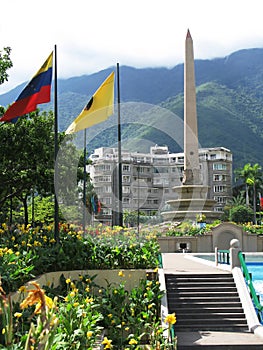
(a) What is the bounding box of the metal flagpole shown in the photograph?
[117,63,123,227]
[54,45,59,243]
[83,128,87,232]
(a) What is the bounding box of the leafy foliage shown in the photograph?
[0,47,12,85]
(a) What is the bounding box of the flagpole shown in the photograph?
[54,44,59,242]
[117,63,123,227]
[83,128,87,232]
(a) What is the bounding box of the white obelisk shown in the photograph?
[183,29,202,185]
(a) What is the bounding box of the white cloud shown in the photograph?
[0,0,263,93]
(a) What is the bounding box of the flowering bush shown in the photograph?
[0,222,177,349]
[0,272,176,349]
[0,223,160,294]
[242,223,263,235]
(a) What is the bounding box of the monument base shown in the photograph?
[161,184,221,223]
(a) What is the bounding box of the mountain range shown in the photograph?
[1,47,263,171]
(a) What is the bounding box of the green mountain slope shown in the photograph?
[1,48,263,171]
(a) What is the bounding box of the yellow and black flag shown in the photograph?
[65,71,115,134]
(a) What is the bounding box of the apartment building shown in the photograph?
[88,145,232,224]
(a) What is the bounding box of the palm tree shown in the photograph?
[235,163,253,205]
[235,163,263,223]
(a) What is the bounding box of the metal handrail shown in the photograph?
[238,251,263,323]
[158,253,163,268]
[217,249,230,264]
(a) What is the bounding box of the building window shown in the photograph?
[215,207,223,212]
[214,185,225,193]
[214,196,226,204]
[122,164,130,172]
[96,164,111,171]
[123,175,130,183]
[101,185,111,193]
[123,197,130,204]
[213,174,227,181]
[122,186,130,193]
[102,208,112,215]
[213,163,227,171]
[102,197,112,205]
[97,175,111,182]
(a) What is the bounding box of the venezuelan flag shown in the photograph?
[0,52,53,122]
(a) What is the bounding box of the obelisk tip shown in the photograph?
[186,29,191,39]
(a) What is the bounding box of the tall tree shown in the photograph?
[0,111,58,225]
[0,47,12,85]
[246,163,263,224]
[235,163,252,205]
[235,163,263,223]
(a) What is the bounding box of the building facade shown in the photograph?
[88,145,232,225]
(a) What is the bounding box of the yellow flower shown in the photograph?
[18,286,26,293]
[154,267,158,273]
[129,338,138,345]
[2,328,5,334]
[118,270,125,277]
[108,313,113,318]
[87,331,93,337]
[34,295,55,313]
[164,313,176,325]
[85,286,90,292]
[85,297,94,303]
[66,278,71,284]
[14,312,22,318]
[73,302,79,307]
[20,282,54,314]
[102,336,112,349]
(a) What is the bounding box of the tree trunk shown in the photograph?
[245,184,249,206]
[22,196,29,227]
[253,183,257,224]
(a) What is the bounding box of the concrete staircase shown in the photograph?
[165,273,247,332]
[165,272,263,349]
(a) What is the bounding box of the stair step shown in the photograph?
[168,295,239,300]
[168,283,236,288]
[175,307,244,316]
[169,302,242,308]
[176,312,246,318]
[165,272,248,333]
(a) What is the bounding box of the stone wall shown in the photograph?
[158,223,263,253]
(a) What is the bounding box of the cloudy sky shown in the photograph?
[0,0,262,93]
